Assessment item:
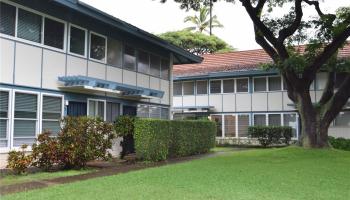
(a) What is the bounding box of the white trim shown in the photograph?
[89,31,107,64]
[40,93,64,135]
[0,88,11,152]
[68,23,88,58]
[87,98,107,121]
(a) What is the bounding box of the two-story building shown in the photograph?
[173,47,350,145]
[0,0,201,167]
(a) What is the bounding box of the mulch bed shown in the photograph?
[0,152,216,196]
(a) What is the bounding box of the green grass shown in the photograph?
[3,147,350,200]
[0,169,95,186]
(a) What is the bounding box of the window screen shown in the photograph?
[268,114,281,126]
[223,79,235,93]
[254,77,267,92]
[210,80,221,94]
[44,18,64,49]
[150,55,160,77]
[90,33,106,61]
[106,102,119,123]
[211,115,222,137]
[196,80,208,95]
[42,96,62,136]
[268,77,281,91]
[137,50,149,73]
[173,82,182,96]
[69,26,86,56]
[224,115,236,137]
[137,105,149,118]
[238,115,250,137]
[161,59,170,80]
[183,82,194,95]
[0,91,9,147]
[124,45,136,71]
[254,114,266,126]
[236,79,248,92]
[14,92,38,147]
[17,9,42,43]
[0,2,16,36]
[107,38,122,66]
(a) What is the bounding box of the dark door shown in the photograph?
[67,101,87,117]
[123,105,137,116]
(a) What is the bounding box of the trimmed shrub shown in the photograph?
[134,119,216,162]
[248,126,293,147]
[7,145,33,174]
[58,116,115,169]
[329,136,350,151]
[32,131,59,171]
[114,116,136,158]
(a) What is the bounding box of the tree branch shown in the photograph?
[254,27,278,62]
[303,0,324,17]
[278,0,303,43]
[318,72,335,105]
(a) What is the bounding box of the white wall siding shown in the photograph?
[149,77,160,103]
[160,79,170,105]
[329,127,350,139]
[106,66,122,83]
[123,70,136,86]
[183,96,196,107]
[137,73,150,88]
[268,92,283,111]
[252,93,268,111]
[42,50,66,90]
[66,55,87,76]
[209,94,222,112]
[222,94,236,112]
[173,96,182,107]
[15,43,42,87]
[196,95,209,106]
[236,93,251,112]
[0,38,14,84]
[282,92,295,110]
[88,61,106,80]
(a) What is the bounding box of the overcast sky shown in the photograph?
[81,0,349,51]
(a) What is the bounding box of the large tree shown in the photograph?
[184,5,224,33]
[159,30,234,54]
[162,0,350,148]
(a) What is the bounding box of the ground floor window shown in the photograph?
[106,102,120,123]
[41,95,63,136]
[215,114,251,138]
[334,111,350,127]
[211,115,223,137]
[0,90,10,148]
[254,113,298,138]
[88,99,106,120]
[137,104,169,119]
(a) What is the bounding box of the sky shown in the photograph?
[80,0,349,51]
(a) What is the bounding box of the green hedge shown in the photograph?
[248,126,293,147]
[329,136,350,151]
[134,119,216,161]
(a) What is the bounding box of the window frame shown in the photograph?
[68,23,87,58]
[209,79,222,94]
[222,78,235,94]
[89,31,107,64]
[40,93,64,136]
[173,82,183,96]
[0,88,11,152]
[182,81,195,96]
[87,99,106,121]
[0,1,17,37]
[196,80,208,95]
[235,78,249,93]
[43,15,67,51]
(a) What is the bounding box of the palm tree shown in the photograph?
[184,5,223,34]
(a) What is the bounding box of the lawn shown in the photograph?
[3,147,350,200]
[0,169,95,186]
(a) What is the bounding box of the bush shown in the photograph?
[58,116,115,169]
[114,116,136,158]
[7,145,33,174]
[134,119,216,162]
[248,126,293,147]
[329,136,350,151]
[32,131,59,171]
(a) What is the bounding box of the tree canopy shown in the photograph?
[184,5,224,33]
[159,30,234,54]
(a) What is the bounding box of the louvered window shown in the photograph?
[254,114,266,126]
[17,9,42,43]
[268,114,281,126]
[44,18,64,49]
[0,2,16,36]
[42,96,62,136]
[69,26,86,56]
[13,92,38,147]
[0,91,9,148]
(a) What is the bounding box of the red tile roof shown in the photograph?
[173,44,350,77]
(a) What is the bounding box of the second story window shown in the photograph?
[0,2,16,36]
[223,79,235,93]
[124,45,136,71]
[150,55,161,77]
[183,82,194,95]
[161,59,170,80]
[90,33,106,62]
[173,82,182,96]
[236,78,249,92]
[137,50,149,73]
[44,18,65,50]
[254,77,267,92]
[210,80,222,94]
[69,25,86,56]
[196,80,208,95]
[107,38,122,66]
[17,9,42,43]
[268,76,281,91]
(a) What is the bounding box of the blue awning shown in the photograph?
[58,76,164,99]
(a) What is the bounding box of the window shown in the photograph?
[224,115,236,137]
[13,92,38,147]
[17,9,42,43]
[254,77,267,92]
[210,80,221,94]
[223,79,235,93]
[106,102,119,123]
[44,18,64,49]
[236,78,248,92]
[161,59,170,80]
[137,50,149,73]
[283,113,297,138]
[268,114,281,126]
[107,38,122,66]
[196,80,208,95]
[211,115,222,137]
[268,76,281,91]
[183,82,194,95]
[42,95,62,136]
[161,108,169,119]
[334,111,350,127]
[150,55,161,77]
[88,100,105,120]
[0,91,9,148]
[238,115,250,137]
[124,45,136,71]
[149,106,161,119]
[173,82,182,96]
[69,25,86,56]
[137,104,149,118]
[90,33,106,62]
[0,2,16,36]
[254,114,266,126]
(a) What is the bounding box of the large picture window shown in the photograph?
[124,45,136,71]
[137,50,149,74]
[42,95,62,136]
[0,91,9,148]
[69,25,86,56]
[107,38,122,66]
[0,2,16,36]
[17,9,42,43]
[44,18,65,49]
[90,33,106,62]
